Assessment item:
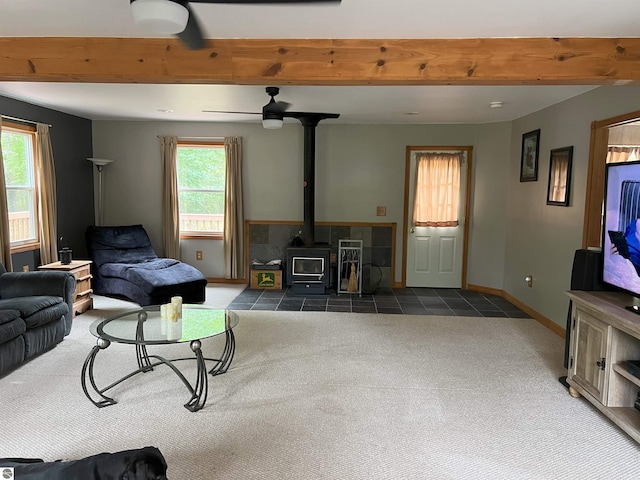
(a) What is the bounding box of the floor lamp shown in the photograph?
[87,158,114,226]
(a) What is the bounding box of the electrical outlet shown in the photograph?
[196,250,203,261]
[377,206,387,216]
[22,265,29,272]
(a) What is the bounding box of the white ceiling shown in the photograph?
[0,0,637,124]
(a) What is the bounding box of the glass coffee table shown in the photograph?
[81,305,238,412]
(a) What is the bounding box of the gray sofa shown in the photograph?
[0,263,76,377]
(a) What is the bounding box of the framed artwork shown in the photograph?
[520,129,540,182]
[546,146,573,206]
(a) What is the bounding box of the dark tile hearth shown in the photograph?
[228,287,531,318]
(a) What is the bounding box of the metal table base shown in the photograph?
[81,329,235,412]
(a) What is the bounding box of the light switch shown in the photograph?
[377,206,386,216]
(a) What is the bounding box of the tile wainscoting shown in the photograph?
[245,221,396,291]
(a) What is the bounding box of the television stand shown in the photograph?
[566,290,640,443]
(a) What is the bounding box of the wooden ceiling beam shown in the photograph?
[1,37,639,85]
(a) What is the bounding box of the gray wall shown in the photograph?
[506,85,640,327]
[91,120,510,289]
[467,122,512,288]
[0,95,94,269]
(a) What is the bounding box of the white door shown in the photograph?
[405,150,467,288]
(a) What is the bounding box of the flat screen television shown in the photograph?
[602,160,640,312]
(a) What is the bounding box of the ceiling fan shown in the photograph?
[130,0,342,50]
[204,86,339,246]
[203,86,340,129]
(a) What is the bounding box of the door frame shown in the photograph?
[401,145,473,288]
[583,109,640,249]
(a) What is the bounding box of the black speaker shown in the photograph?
[564,248,610,370]
[570,248,606,291]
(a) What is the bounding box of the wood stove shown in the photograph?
[286,246,331,294]
[282,112,339,295]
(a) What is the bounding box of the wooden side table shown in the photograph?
[38,260,93,317]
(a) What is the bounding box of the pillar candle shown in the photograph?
[167,303,177,322]
[171,296,183,319]
[160,304,167,335]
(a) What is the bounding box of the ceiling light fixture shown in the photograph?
[131,0,189,34]
[490,101,504,109]
[262,118,284,129]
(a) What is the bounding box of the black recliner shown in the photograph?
[0,264,75,377]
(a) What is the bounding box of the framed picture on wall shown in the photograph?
[546,146,573,206]
[520,129,540,182]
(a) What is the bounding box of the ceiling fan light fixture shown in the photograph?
[262,118,283,129]
[131,0,189,35]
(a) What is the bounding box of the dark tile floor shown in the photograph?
[228,287,531,317]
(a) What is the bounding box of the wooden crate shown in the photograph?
[251,269,282,289]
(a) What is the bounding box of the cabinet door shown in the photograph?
[569,306,610,404]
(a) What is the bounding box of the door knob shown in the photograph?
[410,227,415,233]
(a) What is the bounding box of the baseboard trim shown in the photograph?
[205,278,248,284]
[467,284,565,338]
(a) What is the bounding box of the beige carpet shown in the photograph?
[1,285,639,479]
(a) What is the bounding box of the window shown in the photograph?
[0,122,39,250]
[176,141,226,238]
[412,152,462,227]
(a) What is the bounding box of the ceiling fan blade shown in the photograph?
[176,2,206,50]
[190,1,340,4]
[264,101,291,115]
[283,111,340,120]
[203,110,262,114]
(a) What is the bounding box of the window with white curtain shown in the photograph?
[176,141,226,238]
[412,152,461,227]
[606,146,640,164]
[0,122,39,248]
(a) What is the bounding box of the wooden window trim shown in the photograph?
[177,141,225,236]
[177,140,223,148]
[583,110,640,248]
[180,232,223,240]
[2,120,40,248]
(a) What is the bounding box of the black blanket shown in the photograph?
[0,446,167,480]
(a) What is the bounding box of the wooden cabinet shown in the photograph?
[38,260,93,317]
[569,305,610,403]
[567,290,640,443]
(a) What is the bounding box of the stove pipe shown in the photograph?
[291,112,340,247]
[301,119,317,247]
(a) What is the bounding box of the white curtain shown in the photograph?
[36,123,58,264]
[412,152,462,227]
[549,157,570,202]
[606,146,640,164]
[0,118,13,270]
[160,136,180,259]
[224,136,245,279]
